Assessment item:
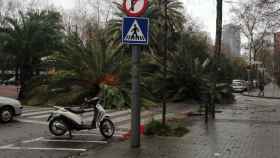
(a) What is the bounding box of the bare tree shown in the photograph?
[257,0,280,19]
[61,0,116,41]
[232,1,275,64]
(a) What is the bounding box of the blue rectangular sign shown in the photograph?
[122,17,149,45]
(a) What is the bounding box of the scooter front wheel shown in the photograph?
[99,118,115,139]
[49,118,68,136]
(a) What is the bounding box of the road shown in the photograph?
[2,93,280,158]
[0,104,164,158]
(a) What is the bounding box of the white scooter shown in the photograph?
[47,97,115,138]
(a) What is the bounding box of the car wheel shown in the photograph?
[0,107,14,123]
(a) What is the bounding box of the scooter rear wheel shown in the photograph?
[100,118,115,139]
[49,118,68,136]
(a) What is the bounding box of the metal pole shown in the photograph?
[131,45,141,148]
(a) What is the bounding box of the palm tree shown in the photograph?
[42,28,130,107]
[53,30,122,89]
[0,10,64,99]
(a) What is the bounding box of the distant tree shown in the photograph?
[232,1,276,64]
[257,0,280,26]
[231,57,248,80]
[0,10,64,99]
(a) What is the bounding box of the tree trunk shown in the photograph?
[215,0,223,58]
[15,64,19,82]
[212,0,223,119]
[1,68,5,81]
[18,63,33,100]
[18,65,25,100]
[36,69,40,76]
[205,103,209,123]
[162,0,168,126]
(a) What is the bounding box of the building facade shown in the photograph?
[222,24,241,57]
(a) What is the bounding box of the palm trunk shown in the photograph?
[1,68,5,81]
[18,64,25,100]
[18,63,33,100]
[15,64,19,82]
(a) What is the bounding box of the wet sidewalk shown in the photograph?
[243,82,280,99]
[76,94,280,158]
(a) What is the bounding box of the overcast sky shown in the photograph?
[49,0,238,40]
[184,0,240,39]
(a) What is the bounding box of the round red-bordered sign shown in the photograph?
[123,0,148,17]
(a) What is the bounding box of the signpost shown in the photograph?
[122,0,149,148]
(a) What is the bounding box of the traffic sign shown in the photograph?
[122,17,149,45]
[123,0,148,17]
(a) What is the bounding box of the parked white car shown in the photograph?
[0,96,22,123]
[231,80,247,92]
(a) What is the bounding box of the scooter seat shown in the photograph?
[65,107,85,114]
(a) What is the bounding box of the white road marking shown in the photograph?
[18,107,153,131]
[0,144,15,149]
[85,110,152,122]
[22,137,44,143]
[16,118,48,125]
[0,146,87,151]
[29,114,51,119]
[72,133,124,138]
[40,138,108,144]
[21,110,53,117]
[109,110,130,117]
[23,108,53,113]
[27,109,130,119]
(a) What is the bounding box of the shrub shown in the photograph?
[145,120,172,136]
[173,126,190,137]
[144,119,189,137]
